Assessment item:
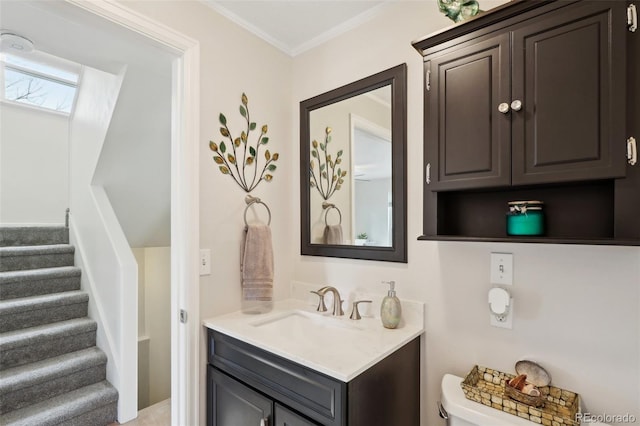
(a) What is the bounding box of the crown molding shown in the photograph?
[200,0,394,57]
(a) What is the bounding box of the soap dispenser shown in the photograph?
[380,280,402,329]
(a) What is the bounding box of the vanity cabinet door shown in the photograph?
[426,32,511,191]
[208,366,273,426]
[209,330,346,426]
[275,404,320,426]
[511,1,627,185]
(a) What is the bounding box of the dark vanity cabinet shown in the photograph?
[413,0,640,244]
[275,404,319,426]
[209,367,317,426]
[207,330,420,426]
[209,367,273,425]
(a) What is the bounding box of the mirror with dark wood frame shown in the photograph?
[300,64,407,262]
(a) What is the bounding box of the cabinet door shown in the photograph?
[275,404,319,426]
[426,32,511,191]
[209,329,346,426]
[511,1,627,185]
[208,366,273,426]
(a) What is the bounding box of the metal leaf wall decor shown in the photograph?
[209,93,279,193]
[309,126,347,201]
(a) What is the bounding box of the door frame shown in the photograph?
[65,1,201,424]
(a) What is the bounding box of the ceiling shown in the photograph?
[202,0,390,56]
[0,1,174,76]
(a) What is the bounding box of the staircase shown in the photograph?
[0,226,118,426]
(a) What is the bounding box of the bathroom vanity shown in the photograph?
[204,300,423,426]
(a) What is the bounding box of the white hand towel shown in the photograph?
[240,224,274,301]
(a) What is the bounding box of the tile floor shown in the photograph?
[110,398,171,426]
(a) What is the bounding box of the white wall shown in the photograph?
[94,65,172,248]
[0,103,69,224]
[134,246,171,409]
[120,1,294,421]
[133,248,149,409]
[123,0,293,310]
[143,247,172,405]
[292,2,640,425]
[354,177,391,246]
[69,65,138,423]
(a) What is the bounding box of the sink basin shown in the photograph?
[250,310,363,335]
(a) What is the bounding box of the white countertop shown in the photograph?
[203,299,424,382]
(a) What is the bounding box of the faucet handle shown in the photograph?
[310,291,327,312]
[349,300,372,320]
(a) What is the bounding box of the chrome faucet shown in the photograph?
[311,286,344,316]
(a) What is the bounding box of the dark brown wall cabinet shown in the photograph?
[207,330,420,426]
[413,0,640,245]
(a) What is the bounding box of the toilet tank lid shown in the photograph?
[440,374,611,426]
[441,374,535,426]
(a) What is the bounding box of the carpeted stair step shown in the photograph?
[0,318,97,370]
[0,266,81,300]
[0,347,107,414]
[0,291,88,333]
[0,226,68,247]
[0,244,75,272]
[1,380,118,426]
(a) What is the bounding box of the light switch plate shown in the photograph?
[490,252,513,285]
[200,249,211,276]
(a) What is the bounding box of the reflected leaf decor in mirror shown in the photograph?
[300,64,407,263]
[209,93,279,193]
[310,126,347,200]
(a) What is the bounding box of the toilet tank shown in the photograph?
[440,374,534,426]
[439,374,611,426]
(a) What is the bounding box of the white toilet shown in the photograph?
[439,374,610,426]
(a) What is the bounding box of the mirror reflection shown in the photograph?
[300,63,406,263]
[309,86,392,247]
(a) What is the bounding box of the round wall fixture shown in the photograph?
[0,32,35,53]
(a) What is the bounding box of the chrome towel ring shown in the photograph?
[322,201,342,226]
[244,195,271,227]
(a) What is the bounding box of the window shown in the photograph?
[1,51,81,114]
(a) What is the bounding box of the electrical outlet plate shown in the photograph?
[490,252,513,285]
[200,249,211,276]
[490,298,513,329]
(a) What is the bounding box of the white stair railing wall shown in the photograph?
[68,65,138,423]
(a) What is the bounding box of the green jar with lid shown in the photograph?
[506,200,545,236]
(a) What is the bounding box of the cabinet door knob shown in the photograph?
[510,100,523,111]
[498,102,510,114]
